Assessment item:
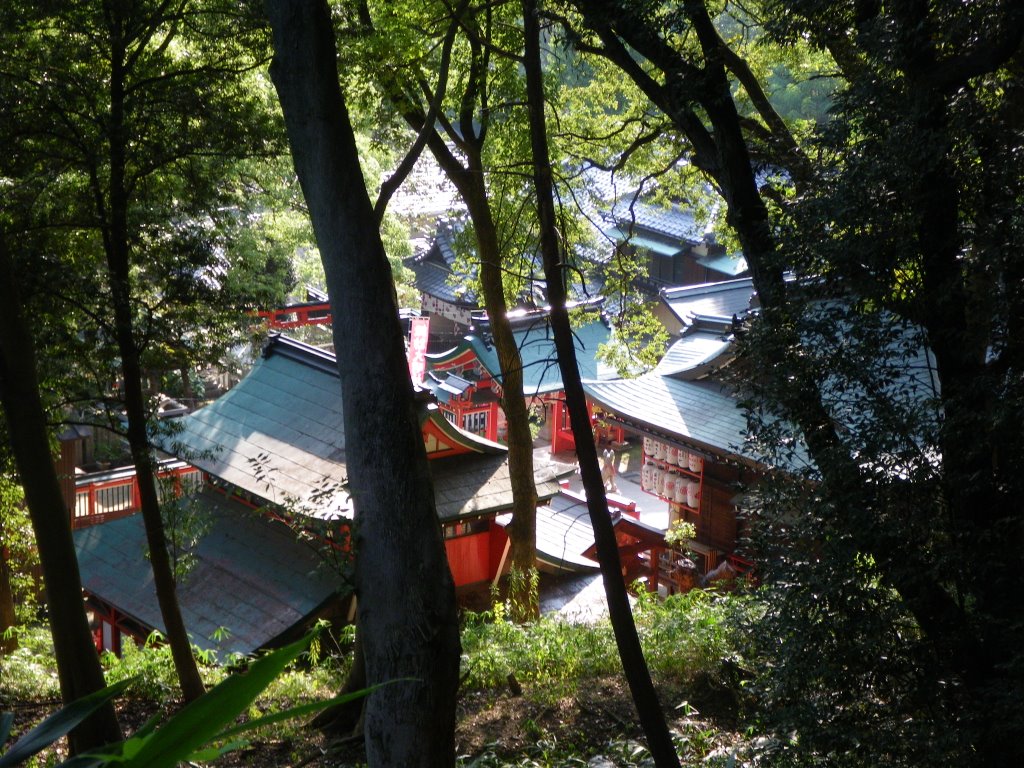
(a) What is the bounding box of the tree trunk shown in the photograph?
[311,626,366,736]
[265,1,462,765]
[0,240,122,753]
[382,6,541,617]
[520,3,680,766]
[407,128,540,619]
[458,163,539,619]
[103,24,205,704]
[0,541,17,654]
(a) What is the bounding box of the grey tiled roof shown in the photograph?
[584,375,754,463]
[653,331,733,377]
[405,223,479,306]
[166,343,353,519]
[660,278,756,326]
[74,490,345,656]
[430,453,564,521]
[405,257,478,307]
[609,198,705,243]
[164,335,532,522]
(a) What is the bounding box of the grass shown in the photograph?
[0,627,61,706]
[461,587,746,702]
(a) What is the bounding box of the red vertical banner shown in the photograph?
[407,316,430,386]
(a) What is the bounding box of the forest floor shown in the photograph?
[209,673,741,766]
[9,672,743,767]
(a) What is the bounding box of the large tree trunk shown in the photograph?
[0,240,122,753]
[265,1,461,765]
[103,24,205,704]
[520,4,679,766]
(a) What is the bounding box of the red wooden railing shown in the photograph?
[72,460,205,529]
[256,302,332,330]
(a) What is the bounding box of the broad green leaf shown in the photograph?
[209,683,385,743]
[114,635,310,768]
[0,713,12,746]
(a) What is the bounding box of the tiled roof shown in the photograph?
[653,330,733,377]
[163,335,531,521]
[660,278,756,327]
[166,341,353,518]
[609,198,705,243]
[430,453,564,521]
[469,317,615,397]
[405,256,478,307]
[405,222,479,306]
[584,375,754,463]
[74,490,345,656]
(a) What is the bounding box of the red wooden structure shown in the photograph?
[424,345,503,442]
[583,514,672,593]
[256,301,332,330]
[71,460,204,529]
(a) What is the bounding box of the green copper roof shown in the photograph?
[74,489,345,656]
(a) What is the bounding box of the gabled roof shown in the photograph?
[660,277,756,327]
[653,326,734,378]
[584,375,755,465]
[608,198,706,244]
[163,335,527,521]
[74,489,344,656]
[428,314,615,397]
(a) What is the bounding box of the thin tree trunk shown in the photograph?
[0,240,122,753]
[0,541,17,654]
[411,136,540,618]
[101,23,205,703]
[380,6,540,616]
[265,1,462,764]
[520,3,680,765]
[459,168,539,619]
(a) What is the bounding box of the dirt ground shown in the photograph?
[6,673,738,767]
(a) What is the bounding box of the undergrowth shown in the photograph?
[460,588,747,702]
[2,592,748,765]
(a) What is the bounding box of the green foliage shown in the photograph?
[0,476,38,625]
[102,632,225,702]
[663,521,697,556]
[461,608,618,702]
[632,589,746,687]
[461,590,744,703]
[502,566,540,624]
[0,0,293,425]
[0,627,61,704]
[2,633,370,768]
[155,491,212,586]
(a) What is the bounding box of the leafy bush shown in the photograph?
[460,607,620,701]
[461,590,747,703]
[1,633,365,768]
[0,627,60,705]
[633,588,747,686]
[101,632,226,702]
